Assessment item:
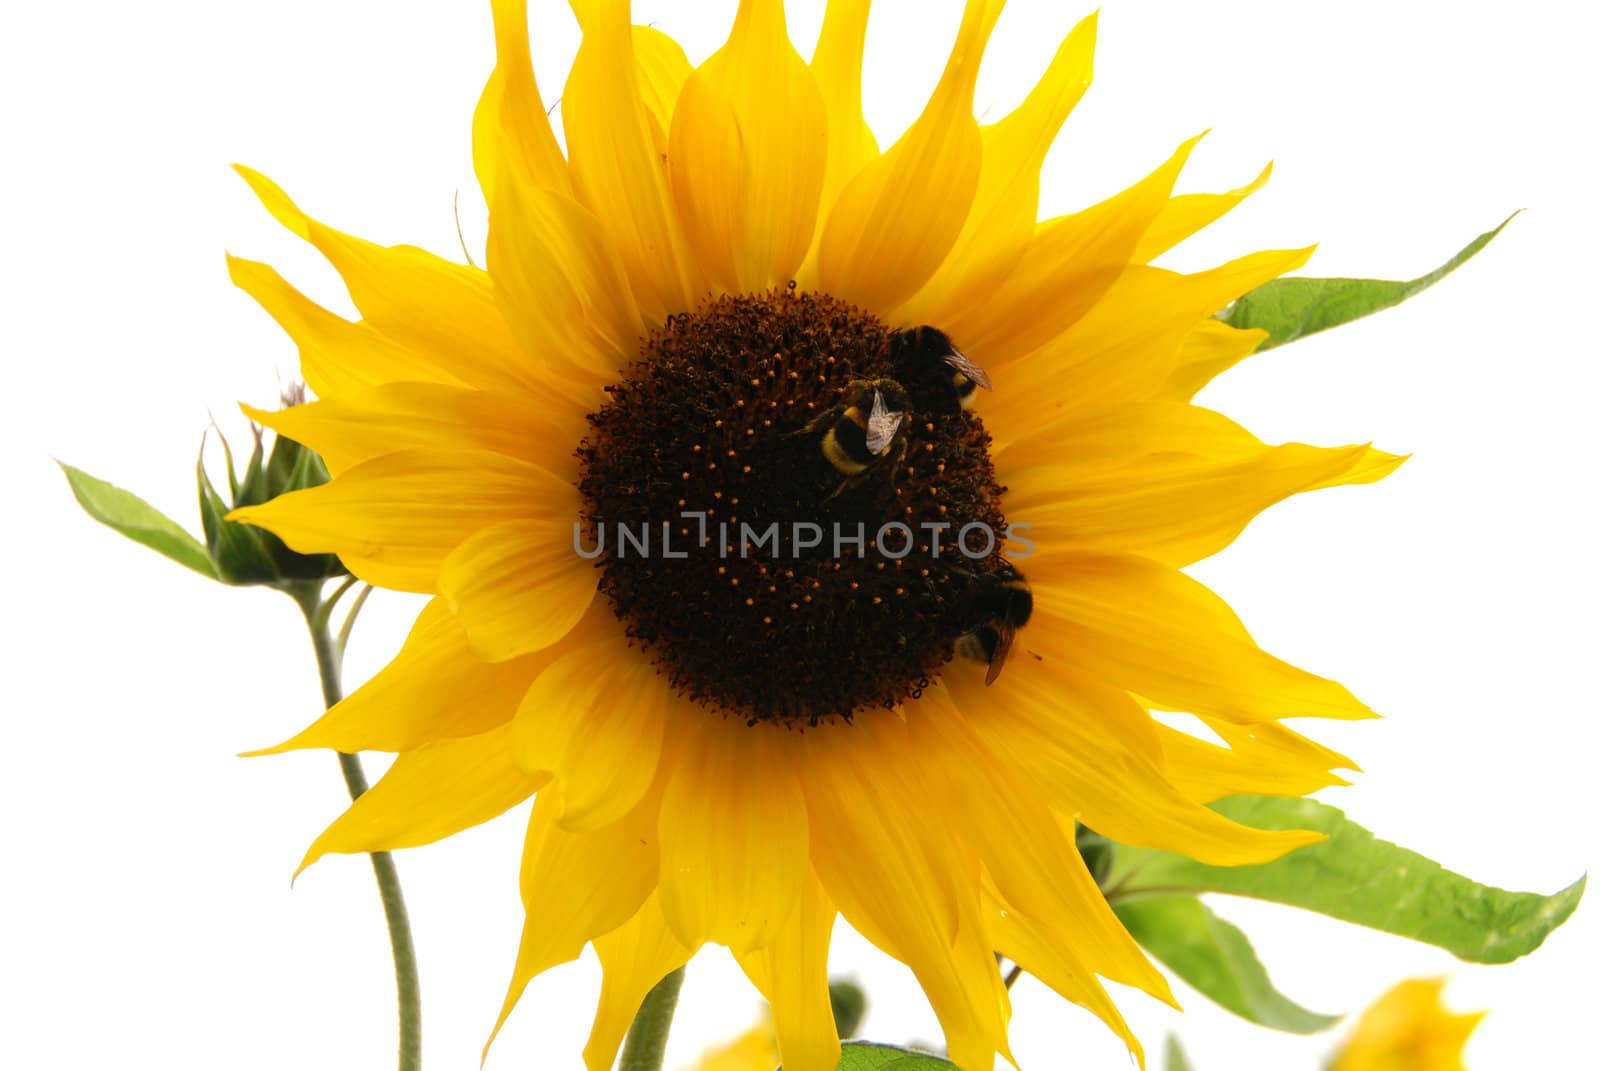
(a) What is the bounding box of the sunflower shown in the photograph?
[1330,979,1486,1071]
[690,1020,781,1071]
[228,1,1397,1068]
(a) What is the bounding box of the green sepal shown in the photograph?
[1217,215,1516,351]
[192,418,346,587]
[1164,1035,1197,1071]
[232,427,271,508]
[1115,895,1340,1034]
[263,420,332,499]
[211,419,242,500]
[1106,796,1584,965]
[197,448,286,585]
[806,1042,957,1070]
[59,462,217,580]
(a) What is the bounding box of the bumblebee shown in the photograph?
[888,325,992,412]
[801,378,912,496]
[955,561,1033,684]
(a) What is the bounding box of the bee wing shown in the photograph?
[865,389,905,456]
[984,627,1016,685]
[943,345,993,391]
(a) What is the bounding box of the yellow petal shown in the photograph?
[439,516,598,662]
[984,247,1314,441]
[982,878,1145,1069]
[910,688,1173,1000]
[472,0,571,206]
[486,182,643,412]
[801,719,1012,1069]
[1155,318,1270,402]
[670,0,828,292]
[1134,161,1273,264]
[633,26,693,141]
[947,656,1322,865]
[227,255,459,400]
[488,781,664,1054]
[563,0,705,322]
[245,597,555,755]
[228,448,568,593]
[1158,717,1356,804]
[583,894,697,1071]
[1311,445,1408,489]
[658,723,809,953]
[816,0,1004,313]
[996,394,1261,473]
[733,875,840,1071]
[234,167,534,400]
[999,401,1403,566]
[805,0,878,254]
[243,381,575,479]
[510,631,673,831]
[1027,552,1375,724]
[906,12,1097,324]
[296,722,541,877]
[941,133,1202,365]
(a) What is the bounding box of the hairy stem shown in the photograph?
[295,584,422,1071]
[618,967,687,1071]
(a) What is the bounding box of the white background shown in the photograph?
[2,1,1596,1068]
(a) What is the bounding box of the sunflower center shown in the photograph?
[577,287,1010,726]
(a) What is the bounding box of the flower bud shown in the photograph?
[197,388,345,586]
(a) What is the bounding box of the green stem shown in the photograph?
[618,967,686,1071]
[294,584,422,1071]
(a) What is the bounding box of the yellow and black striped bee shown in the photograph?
[956,561,1033,684]
[888,325,992,413]
[801,378,912,496]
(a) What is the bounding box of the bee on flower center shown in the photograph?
[578,288,1014,727]
[954,560,1034,685]
[800,378,912,497]
[887,324,993,413]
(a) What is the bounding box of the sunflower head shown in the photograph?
[228,2,1397,1069]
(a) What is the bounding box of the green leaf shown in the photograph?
[1164,1035,1196,1071]
[1116,895,1340,1034]
[817,1042,957,1071]
[60,463,216,580]
[1217,215,1515,351]
[1107,796,1584,965]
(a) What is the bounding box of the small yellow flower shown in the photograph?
[1330,978,1487,1071]
[229,2,1396,1068]
[690,1021,781,1071]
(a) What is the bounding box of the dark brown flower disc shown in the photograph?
[578,287,1009,726]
